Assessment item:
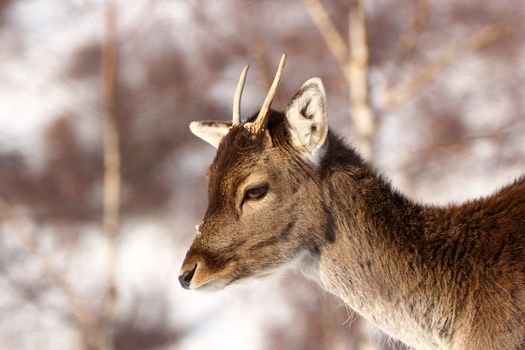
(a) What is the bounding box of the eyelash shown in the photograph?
[242,184,269,205]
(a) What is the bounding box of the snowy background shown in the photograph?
[0,0,524,349]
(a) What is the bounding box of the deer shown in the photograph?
[179,54,525,350]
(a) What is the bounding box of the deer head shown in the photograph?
[179,55,332,290]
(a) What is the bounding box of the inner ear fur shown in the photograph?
[189,121,231,148]
[285,77,328,157]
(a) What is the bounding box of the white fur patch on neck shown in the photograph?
[297,249,321,284]
[308,137,328,166]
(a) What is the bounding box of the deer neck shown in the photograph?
[299,136,457,349]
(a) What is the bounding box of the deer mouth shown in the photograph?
[195,277,235,292]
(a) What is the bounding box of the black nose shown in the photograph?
[179,265,197,289]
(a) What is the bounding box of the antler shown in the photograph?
[245,53,286,133]
[232,64,249,126]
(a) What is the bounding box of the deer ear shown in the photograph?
[285,78,328,161]
[189,121,231,148]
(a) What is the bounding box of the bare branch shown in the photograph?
[101,1,120,349]
[303,0,375,156]
[385,121,525,175]
[303,0,350,80]
[348,0,374,156]
[0,197,102,349]
[397,0,433,63]
[386,13,525,109]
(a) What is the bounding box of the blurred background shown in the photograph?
[0,0,524,349]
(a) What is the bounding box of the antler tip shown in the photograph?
[250,54,287,133]
[232,64,250,126]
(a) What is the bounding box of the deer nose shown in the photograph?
[179,264,197,289]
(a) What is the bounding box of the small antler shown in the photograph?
[245,53,286,133]
[232,64,249,126]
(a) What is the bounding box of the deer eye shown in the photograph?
[243,184,268,202]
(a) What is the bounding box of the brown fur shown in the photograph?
[181,110,525,349]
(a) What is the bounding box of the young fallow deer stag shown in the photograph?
[179,54,525,350]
